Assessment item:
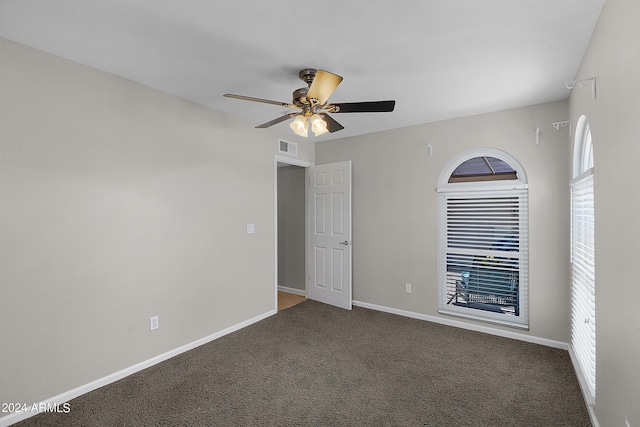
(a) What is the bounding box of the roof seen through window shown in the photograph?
[449,156,517,182]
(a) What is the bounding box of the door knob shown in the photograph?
[339,240,350,245]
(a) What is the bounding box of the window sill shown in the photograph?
[438,309,529,330]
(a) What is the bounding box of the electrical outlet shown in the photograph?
[405,283,412,293]
[149,315,159,331]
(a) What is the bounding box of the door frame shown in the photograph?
[273,155,313,311]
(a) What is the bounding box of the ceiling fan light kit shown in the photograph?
[290,112,330,137]
[290,114,308,137]
[310,113,329,136]
[224,68,395,137]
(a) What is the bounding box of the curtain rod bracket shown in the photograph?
[552,121,572,136]
[565,77,596,100]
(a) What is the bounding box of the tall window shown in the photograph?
[571,115,595,403]
[438,149,529,329]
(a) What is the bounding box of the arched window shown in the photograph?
[570,115,596,403]
[573,115,594,176]
[437,148,529,329]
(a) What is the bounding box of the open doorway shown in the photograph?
[274,156,312,311]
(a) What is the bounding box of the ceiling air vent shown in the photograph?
[278,139,298,157]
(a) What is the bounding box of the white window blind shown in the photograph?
[570,170,596,400]
[438,189,529,328]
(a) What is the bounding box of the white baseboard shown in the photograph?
[0,309,277,427]
[568,347,599,427]
[586,405,599,427]
[352,300,569,350]
[277,285,306,297]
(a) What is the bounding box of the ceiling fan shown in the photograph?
[224,68,395,137]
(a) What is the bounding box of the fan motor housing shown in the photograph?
[292,87,310,107]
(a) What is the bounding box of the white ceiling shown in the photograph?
[0,0,605,141]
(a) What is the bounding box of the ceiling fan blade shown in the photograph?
[322,114,345,133]
[255,113,298,128]
[223,94,297,109]
[307,70,343,105]
[331,100,396,113]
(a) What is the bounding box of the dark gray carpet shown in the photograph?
[16,300,590,426]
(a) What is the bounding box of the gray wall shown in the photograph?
[277,165,306,292]
[316,100,571,343]
[568,0,640,424]
[0,38,314,407]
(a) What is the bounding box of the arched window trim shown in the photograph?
[438,148,528,191]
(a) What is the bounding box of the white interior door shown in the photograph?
[308,161,352,309]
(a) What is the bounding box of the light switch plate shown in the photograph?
[246,223,255,234]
